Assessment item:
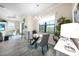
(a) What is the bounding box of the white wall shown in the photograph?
[25,16,39,32]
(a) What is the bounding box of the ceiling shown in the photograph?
[0,3,61,17]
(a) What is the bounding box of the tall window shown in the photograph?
[8,22,15,30]
[46,21,55,33]
[39,16,55,34]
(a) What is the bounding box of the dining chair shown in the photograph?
[28,30,38,45]
[28,31,34,44]
[23,32,28,40]
[35,33,50,55]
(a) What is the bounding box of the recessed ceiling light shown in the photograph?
[36,4,39,7]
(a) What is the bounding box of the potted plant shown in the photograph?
[53,16,72,42]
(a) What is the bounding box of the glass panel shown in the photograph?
[39,25,45,33]
[39,15,55,33]
[47,25,55,34]
[47,20,55,25]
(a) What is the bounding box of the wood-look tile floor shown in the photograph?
[0,35,56,56]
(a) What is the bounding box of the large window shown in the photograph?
[39,25,45,33]
[8,22,15,30]
[39,16,55,34]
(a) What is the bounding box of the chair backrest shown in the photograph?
[40,34,49,46]
[32,30,37,34]
[24,32,28,39]
[28,31,33,40]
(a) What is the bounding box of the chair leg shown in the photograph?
[42,47,44,55]
[47,44,48,50]
[35,43,37,49]
[30,40,32,45]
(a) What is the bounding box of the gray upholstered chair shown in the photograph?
[28,30,38,45]
[35,33,49,55]
[28,31,33,44]
[0,32,3,42]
